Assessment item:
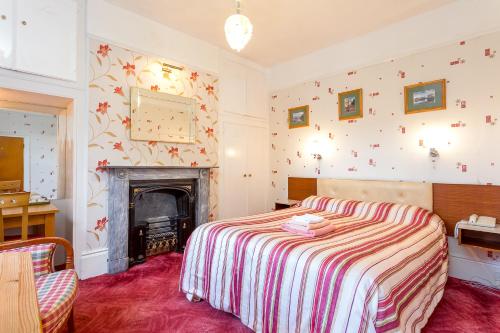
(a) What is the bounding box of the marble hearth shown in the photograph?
[105,166,211,274]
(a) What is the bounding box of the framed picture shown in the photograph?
[288,105,309,129]
[338,88,363,120]
[404,79,446,114]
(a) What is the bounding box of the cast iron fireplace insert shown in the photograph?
[128,178,196,266]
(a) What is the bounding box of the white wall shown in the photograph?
[269,0,500,91]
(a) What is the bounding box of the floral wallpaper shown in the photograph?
[0,109,58,199]
[88,39,219,250]
[270,32,500,203]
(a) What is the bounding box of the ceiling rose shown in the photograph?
[224,0,253,52]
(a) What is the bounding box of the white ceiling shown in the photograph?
[105,0,454,66]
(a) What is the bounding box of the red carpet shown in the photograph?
[72,253,500,333]
[424,277,500,333]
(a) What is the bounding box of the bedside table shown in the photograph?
[275,200,301,210]
[457,222,500,252]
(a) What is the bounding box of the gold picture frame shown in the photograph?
[338,88,363,121]
[404,79,446,115]
[288,105,309,129]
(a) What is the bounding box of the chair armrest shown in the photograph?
[0,237,74,270]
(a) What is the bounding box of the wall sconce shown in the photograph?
[162,63,184,80]
[151,62,184,80]
[429,147,440,158]
[419,126,451,162]
[305,135,329,162]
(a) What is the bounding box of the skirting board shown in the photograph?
[79,248,109,279]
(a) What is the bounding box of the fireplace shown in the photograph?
[105,166,211,274]
[128,179,196,266]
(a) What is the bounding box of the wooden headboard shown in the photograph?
[288,177,317,200]
[287,177,500,236]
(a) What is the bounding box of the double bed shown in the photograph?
[180,180,448,333]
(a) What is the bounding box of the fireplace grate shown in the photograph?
[146,231,177,256]
[143,215,175,223]
[128,179,196,266]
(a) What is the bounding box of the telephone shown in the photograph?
[468,214,497,228]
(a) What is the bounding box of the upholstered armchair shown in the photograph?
[0,237,78,333]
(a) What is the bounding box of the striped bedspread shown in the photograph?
[180,196,448,333]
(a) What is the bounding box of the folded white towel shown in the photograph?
[292,214,324,225]
[285,219,330,231]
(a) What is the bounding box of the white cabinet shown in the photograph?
[219,59,247,116]
[220,121,269,219]
[246,69,267,119]
[0,0,14,68]
[219,57,268,119]
[221,122,249,218]
[0,0,77,81]
[246,125,269,214]
[218,55,269,219]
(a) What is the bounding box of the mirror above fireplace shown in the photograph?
[130,87,197,144]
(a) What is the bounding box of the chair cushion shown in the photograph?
[36,269,78,333]
[1,243,56,277]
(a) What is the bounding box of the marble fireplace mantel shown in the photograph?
[105,166,214,273]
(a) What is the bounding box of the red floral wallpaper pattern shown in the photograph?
[87,39,219,250]
[270,32,500,204]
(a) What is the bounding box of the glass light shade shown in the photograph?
[224,14,253,52]
[149,62,163,79]
[421,126,451,149]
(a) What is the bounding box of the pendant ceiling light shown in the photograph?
[224,0,253,52]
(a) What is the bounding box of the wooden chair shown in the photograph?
[0,237,78,333]
[0,180,22,193]
[0,191,30,242]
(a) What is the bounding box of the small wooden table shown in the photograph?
[2,203,59,237]
[275,199,301,210]
[0,252,42,333]
[457,222,500,252]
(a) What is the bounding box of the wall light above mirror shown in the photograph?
[149,62,184,81]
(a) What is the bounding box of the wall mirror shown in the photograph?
[0,109,65,201]
[130,87,196,144]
